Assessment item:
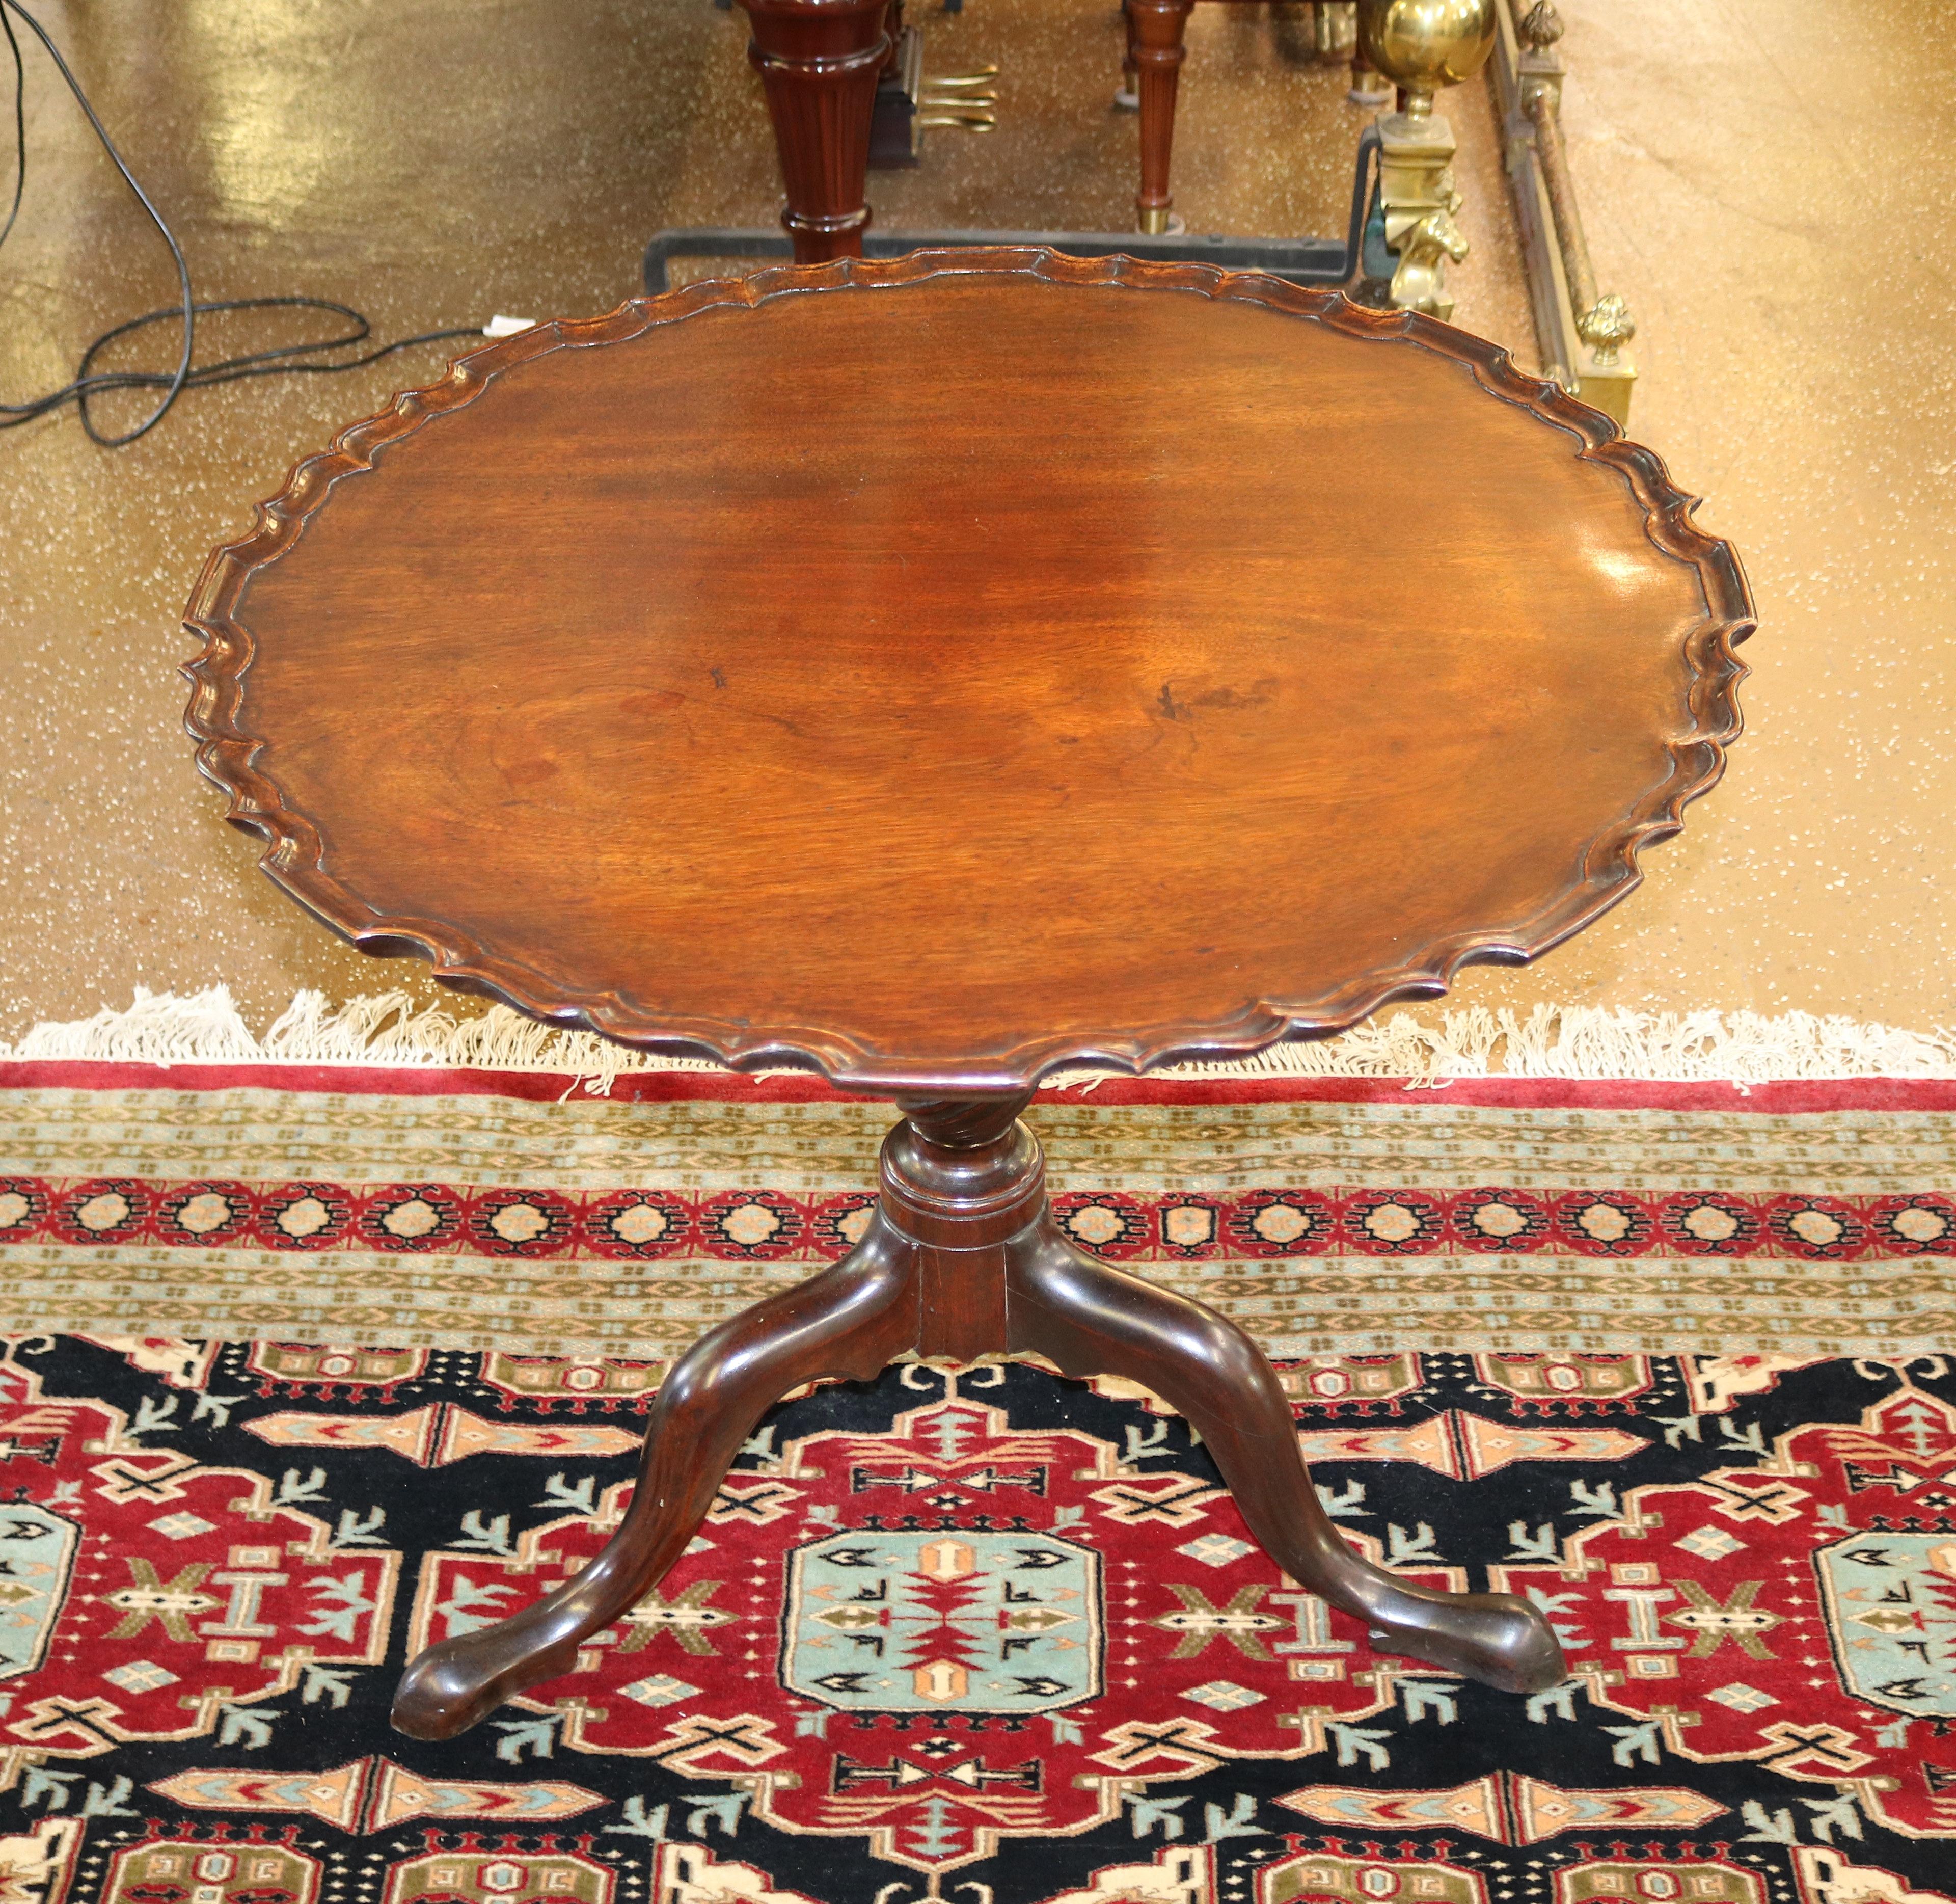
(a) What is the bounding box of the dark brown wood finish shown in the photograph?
[182,251,1751,1741]
[739,0,890,262]
[392,1102,1563,1739]
[738,0,1345,254]
[184,253,1752,1096]
[1131,0,1194,230]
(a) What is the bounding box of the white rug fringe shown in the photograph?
[6,987,1954,1092]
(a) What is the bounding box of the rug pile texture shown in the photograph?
[0,1060,1949,1904]
[0,1338,1945,1904]
[1,1063,1953,1357]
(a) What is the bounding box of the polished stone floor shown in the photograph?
[0,1,1946,1044]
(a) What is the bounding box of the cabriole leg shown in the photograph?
[1004,1224,1567,1694]
[391,1217,919,1738]
[394,1093,1562,1740]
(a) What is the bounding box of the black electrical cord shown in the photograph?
[0,0,481,448]
[0,4,24,252]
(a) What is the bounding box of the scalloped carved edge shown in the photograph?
[182,248,1756,1096]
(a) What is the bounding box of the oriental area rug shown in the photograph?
[0,1057,1951,1904]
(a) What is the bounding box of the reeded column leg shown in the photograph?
[1130,0,1192,234]
[391,1217,919,1738]
[1006,1225,1567,1694]
[738,0,891,263]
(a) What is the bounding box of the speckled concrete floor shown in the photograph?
[0,2,1946,1045]
[1477,0,1956,1036]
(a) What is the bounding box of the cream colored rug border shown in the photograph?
[2,1058,1952,1360]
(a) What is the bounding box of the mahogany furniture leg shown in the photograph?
[1004,1225,1567,1694]
[392,1100,1564,1739]
[884,1094,1045,1360]
[1130,0,1193,233]
[391,1217,919,1739]
[737,0,891,263]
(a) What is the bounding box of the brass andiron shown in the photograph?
[1355,0,1498,321]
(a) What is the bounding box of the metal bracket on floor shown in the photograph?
[644,128,1382,296]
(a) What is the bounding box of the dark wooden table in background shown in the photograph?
[183,249,1753,1741]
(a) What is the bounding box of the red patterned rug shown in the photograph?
[0,1336,1946,1904]
[0,1062,1951,1903]
[1,1063,1953,1356]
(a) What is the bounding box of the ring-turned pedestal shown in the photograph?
[181,250,1753,1740]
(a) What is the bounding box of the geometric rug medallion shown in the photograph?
[1,1058,1953,1900]
[0,1335,1948,1904]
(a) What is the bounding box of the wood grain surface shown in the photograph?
[183,250,1752,1092]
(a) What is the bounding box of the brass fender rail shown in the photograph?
[1492,0,1636,425]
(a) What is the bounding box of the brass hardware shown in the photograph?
[1487,0,1635,424]
[1358,0,1496,121]
[1356,0,1496,320]
[1578,292,1634,368]
[1137,205,1174,236]
[1518,1,1563,50]
[918,67,999,139]
[1315,3,1358,58]
[1525,61,1636,423]
[1516,0,1564,115]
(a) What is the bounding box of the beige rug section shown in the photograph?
[1,1074,1950,1361]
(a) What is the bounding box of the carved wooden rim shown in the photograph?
[182,248,1756,1095]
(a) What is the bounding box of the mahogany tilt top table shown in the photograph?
[182,250,1754,1740]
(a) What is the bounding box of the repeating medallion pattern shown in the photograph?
[0,1338,1946,1904]
[5,1074,1955,1365]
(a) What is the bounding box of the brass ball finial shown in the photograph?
[1356,0,1498,119]
[1518,1,1565,53]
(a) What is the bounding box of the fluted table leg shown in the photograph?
[738,0,891,263]
[1130,0,1193,234]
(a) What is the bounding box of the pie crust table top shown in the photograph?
[183,250,1754,1094]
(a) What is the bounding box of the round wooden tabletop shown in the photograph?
[184,251,1752,1093]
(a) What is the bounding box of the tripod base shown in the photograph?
[393,1096,1564,1740]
